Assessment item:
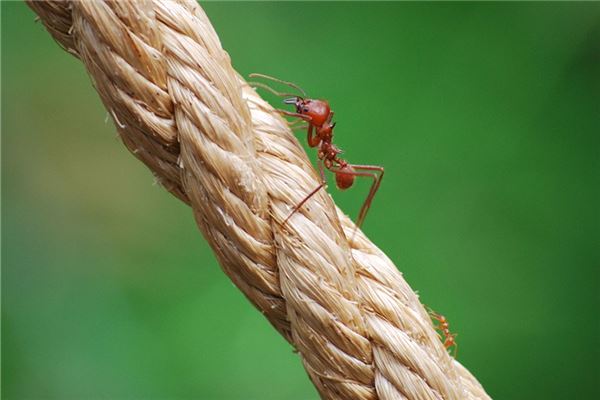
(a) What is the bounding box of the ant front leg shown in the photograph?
[306,124,321,147]
[277,109,313,123]
[287,118,305,127]
[291,124,310,132]
[287,119,319,147]
[287,118,309,132]
[276,109,313,128]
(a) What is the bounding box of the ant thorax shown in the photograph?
[319,142,342,163]
[317,124,333,143]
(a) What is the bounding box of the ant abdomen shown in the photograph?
[336,166,355,190]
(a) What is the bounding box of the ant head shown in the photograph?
[335,164,355,190]
[284,98,331,127]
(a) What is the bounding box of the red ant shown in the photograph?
[428,308,458,358]
[249,73,384,229]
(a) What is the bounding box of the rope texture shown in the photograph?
[27,2,491,399]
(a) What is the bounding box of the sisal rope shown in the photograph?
[26,1,491,399]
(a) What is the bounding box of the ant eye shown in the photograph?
[303,108,309,113]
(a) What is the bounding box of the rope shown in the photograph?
[27,1,491,399]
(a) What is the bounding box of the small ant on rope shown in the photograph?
[249,73,384,230]
[428,308,458,358]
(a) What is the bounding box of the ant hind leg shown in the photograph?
[282,160,327,226]
[451,340,459,359]
[330,164,384,230]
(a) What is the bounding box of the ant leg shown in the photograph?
[277,110,313,134]
[426,306,437,317]
[287,119,310,133]
[288,118,305,127]
[453,341,459,359]
[283,183,326,225]
[317,158,326,181]
[329,164,385,229]
[446,338,458,358]
[351,165,385,229]
[291,124,309,132]
[306,125,321,148]
[282,160,326,225]
[427,308,444,322]
[248,73,307,96]
[277,109,313,122]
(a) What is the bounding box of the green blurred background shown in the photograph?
[3,2,599,399]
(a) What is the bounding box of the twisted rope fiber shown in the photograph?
[27,1,491,399]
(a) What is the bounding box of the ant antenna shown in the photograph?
[249,73,307,97]
[248,82,301,99]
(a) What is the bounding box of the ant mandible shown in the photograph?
[249,73,385,229]
[428,309,458,358]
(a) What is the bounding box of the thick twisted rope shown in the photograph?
[27,1,491,399]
